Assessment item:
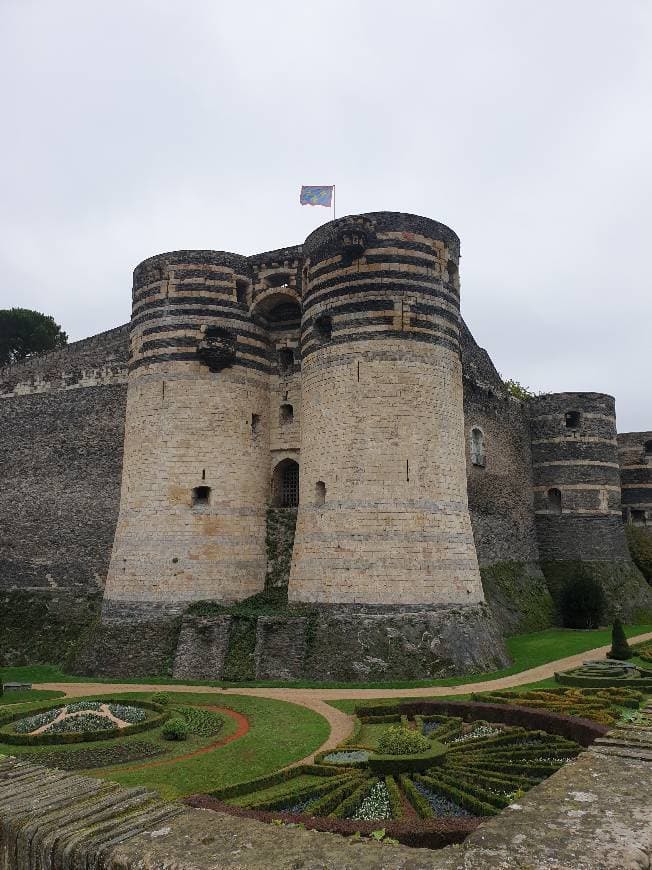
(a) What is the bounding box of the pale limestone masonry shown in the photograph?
[290,215,482,605]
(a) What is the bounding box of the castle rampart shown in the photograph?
[618,431,652,525]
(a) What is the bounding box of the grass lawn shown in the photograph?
[0,689,64,706]
[0,691,330,801]
[4,624,651,692]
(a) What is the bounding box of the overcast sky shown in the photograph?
[1,1,650,430]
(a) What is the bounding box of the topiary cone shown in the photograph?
[607,617,632,660]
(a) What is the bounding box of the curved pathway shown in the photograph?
[35,631,652,762]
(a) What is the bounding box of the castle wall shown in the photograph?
[618,431,652,524]
[289,212,484,606]
[102,251,272,617]
[462,376,553,633]
[0,327,128,594]
[529,392,652,618]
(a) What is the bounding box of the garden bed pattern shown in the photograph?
[189,700,609,849]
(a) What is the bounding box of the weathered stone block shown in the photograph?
[172,614,232,680]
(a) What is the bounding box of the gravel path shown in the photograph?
[35,630,652,762]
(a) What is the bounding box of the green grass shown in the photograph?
[0,689,64,706]
[0,691,330,801]
[6,624,651,691]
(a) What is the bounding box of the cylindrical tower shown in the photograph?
[103,250,271,617]
[289,212,484,605]
[528,392,652,618]
[529,392,628,560]
[618,432,652,526]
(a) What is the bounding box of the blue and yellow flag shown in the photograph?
[300,185,334,207]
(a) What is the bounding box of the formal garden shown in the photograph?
[0,622,651,848]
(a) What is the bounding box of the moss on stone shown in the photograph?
[625,525,652,584]
[480,562,554,635]
[541,559,652,623]
[264,507,297,592]
[0,590,102,667]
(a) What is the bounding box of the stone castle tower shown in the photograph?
[103,212,485,617]
[290,214,483,606]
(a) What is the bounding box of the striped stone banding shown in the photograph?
[303,271,459,309]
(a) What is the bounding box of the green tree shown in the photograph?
[0,307,67,366]
[607,617,632,660]
[503,378,537,401]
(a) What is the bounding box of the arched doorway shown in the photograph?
[272,459,300,508]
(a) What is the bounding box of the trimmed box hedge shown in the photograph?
[368,742,448,775]
[185,794,481,849]
[554,672,652,690]
[0,699,167,746]
[354,701,608,747]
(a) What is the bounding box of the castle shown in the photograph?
[1,211,650,680]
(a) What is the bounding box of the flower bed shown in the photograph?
[0,699,166,746]
[196,703,590,849]
[473,686,642,727]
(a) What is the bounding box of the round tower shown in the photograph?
[529,392,628,559]
[103,250,270,617]
[528,392,652,618]
[288,212,484,606]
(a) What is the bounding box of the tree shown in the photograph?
[0,308,67,366]
[607,617,632,660]
[503,378,537,401]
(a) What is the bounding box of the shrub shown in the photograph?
[559,575,606,628]
[151,692,170,706]
[608,618,632,660]
[162,717,189,741]
[377,726,430,756]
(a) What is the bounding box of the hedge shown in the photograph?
[185,795,481,849]
[358,701,608,747]
[329,776,374,819]
[385,775,403,820]
[0,699,167,746]
[306,775,366,817]
[554,672,652,690]
[414,773,497,817]
[208,763,341,801]
[367,742,448,775]
[237,774,350,811]
[399,774,433,819]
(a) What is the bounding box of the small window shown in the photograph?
[280,403,294,425]
[547,488,562,515]
[565,411,581,429]
[644,440,652,455]
[631,509,647,526]
[265,272,291,289]
[191,486,211,507]
[278,348,294,375]
[251,414,261,435]
[314,314,333,343]
[236,279,249,305]
[315,481,326,506]
[470,427,486,467]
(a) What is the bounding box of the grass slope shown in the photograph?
[0,692,329,801]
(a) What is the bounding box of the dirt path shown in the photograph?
[94,705,250,773]
[35,630,652,761]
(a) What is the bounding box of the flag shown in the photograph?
[300,185,334,207]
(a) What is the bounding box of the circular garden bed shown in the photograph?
[188,700,610,849]
[0,699,166,745]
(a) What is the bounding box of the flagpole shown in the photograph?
[333,185,336,220]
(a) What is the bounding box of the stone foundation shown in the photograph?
[172,614,233,680]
